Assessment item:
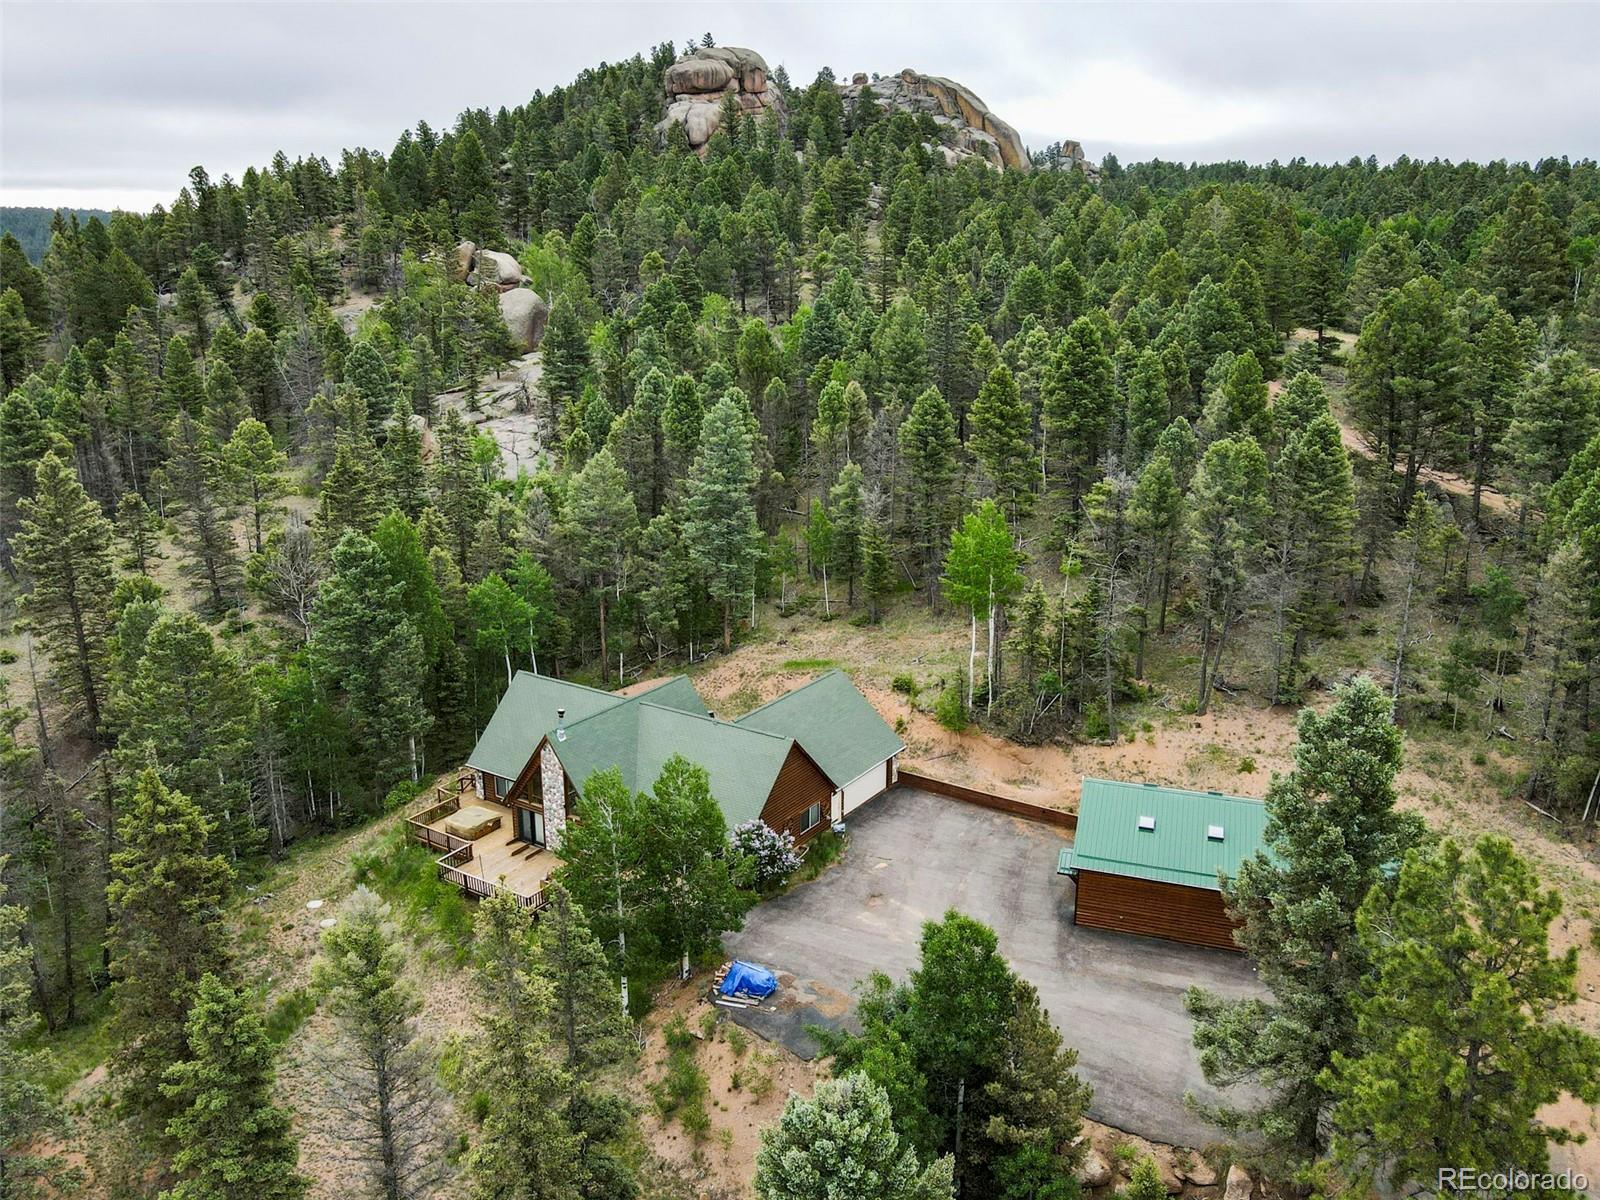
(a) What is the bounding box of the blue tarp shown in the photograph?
[720,960,777,999]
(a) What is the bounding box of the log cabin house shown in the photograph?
[1060,778,1268,951]
[411,669,904,907]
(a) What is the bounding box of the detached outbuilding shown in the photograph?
[1062,778,1268,951]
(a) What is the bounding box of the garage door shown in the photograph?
[841,763,886,816]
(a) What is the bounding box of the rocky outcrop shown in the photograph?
[452,240,476,283]
[475,249,525,287]
[656,46,786,155]
[1076,1149,1113,1188]
[450,243,545,348]
[1043,138,1100,181]
[655,49,1095,180]
[840,68,1029,171]
[498,287,550,352]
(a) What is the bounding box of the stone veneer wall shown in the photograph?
[540,747,567,851]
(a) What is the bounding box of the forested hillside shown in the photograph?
[2,35,1599,1200]
[0,206,113,263]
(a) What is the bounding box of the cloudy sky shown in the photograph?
[3,1,1598,212]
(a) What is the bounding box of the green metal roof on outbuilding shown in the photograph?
[735,669,904,788]
[1070,777,1268,891]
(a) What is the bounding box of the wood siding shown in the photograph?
[1072,870,1241,951]
[759,744,836,844]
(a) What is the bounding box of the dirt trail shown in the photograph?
[1334,418,1517,517]
[1280,327,1517,517]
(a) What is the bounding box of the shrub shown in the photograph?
[730,819,803,892]
[934,686,968,732]
[1237,756,1256,774]
[891,673,917,696]
[1081,700,1109,741]
[383,779,424,813]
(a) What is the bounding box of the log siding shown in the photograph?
[1072,869,1242,951]
[758,744,837,845]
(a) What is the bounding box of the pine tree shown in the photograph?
[159,411,242,611]
[1,869,73,1196]
[1270,412,1356,701]
[532,882,634,1073]
[1390,494,1444,703]
[1502,349,1599,525]
[1187,677,1419,1164]
[828,461,867,606]
[111,609,259,861]
[1128,452,1184,655]
[1438,629,1481,731]
[161,335,207,419]
[108,770,234,1118]
[967,978,1091,1198]
[970,363,1032,521]
[0,386,50,568]
[755,1074,955,1200]
[1343,228,1419,323]
[115,489,163,575]
[1186,435,1270,714]
[1480,181,1568,319]
[540,295,591,414]
[1297,228,1344,344]
[682,397,762,651]
[429,406,487,572]
[225,417,285,554]
[1042,317,1114,506]
[310,533,432,792]
[559,447,638,680]
[897,386,959,596]
[159,973,307,1200]
[312,886,449,1200]
[203,358,250,441]
[1122,348,1168,473]
[382,397,428,518]
[1325,836,1600,1194]
[14,453,117,732]
[463,891,585,1200]
[862,517,895,624]
[1348,275,1463,511]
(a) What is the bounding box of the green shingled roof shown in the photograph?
[467,669,895,833]
[1070,777,1268,891]
[466,672,628,780]
[735,669,904,788]
[549,701,796,828]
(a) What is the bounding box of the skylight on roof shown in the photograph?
[1137,814,1156,831]
[1207,824,1225,841]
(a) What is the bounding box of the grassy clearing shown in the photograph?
[351,826,476,965]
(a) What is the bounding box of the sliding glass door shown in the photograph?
[515,807,545,846]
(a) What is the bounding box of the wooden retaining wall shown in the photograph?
[896,769,1077,831]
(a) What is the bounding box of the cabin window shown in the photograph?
[493,775,511,799]
[802,801,823,833]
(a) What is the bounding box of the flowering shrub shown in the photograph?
[730,819,802,892]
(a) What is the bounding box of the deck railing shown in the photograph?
[405,773,477,851]
[405,772,548,911]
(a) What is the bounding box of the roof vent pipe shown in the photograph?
[556,707,567,742]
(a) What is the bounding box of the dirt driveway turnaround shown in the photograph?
[723,786,1265,1147]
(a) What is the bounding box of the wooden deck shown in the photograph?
[406,784,561,910]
